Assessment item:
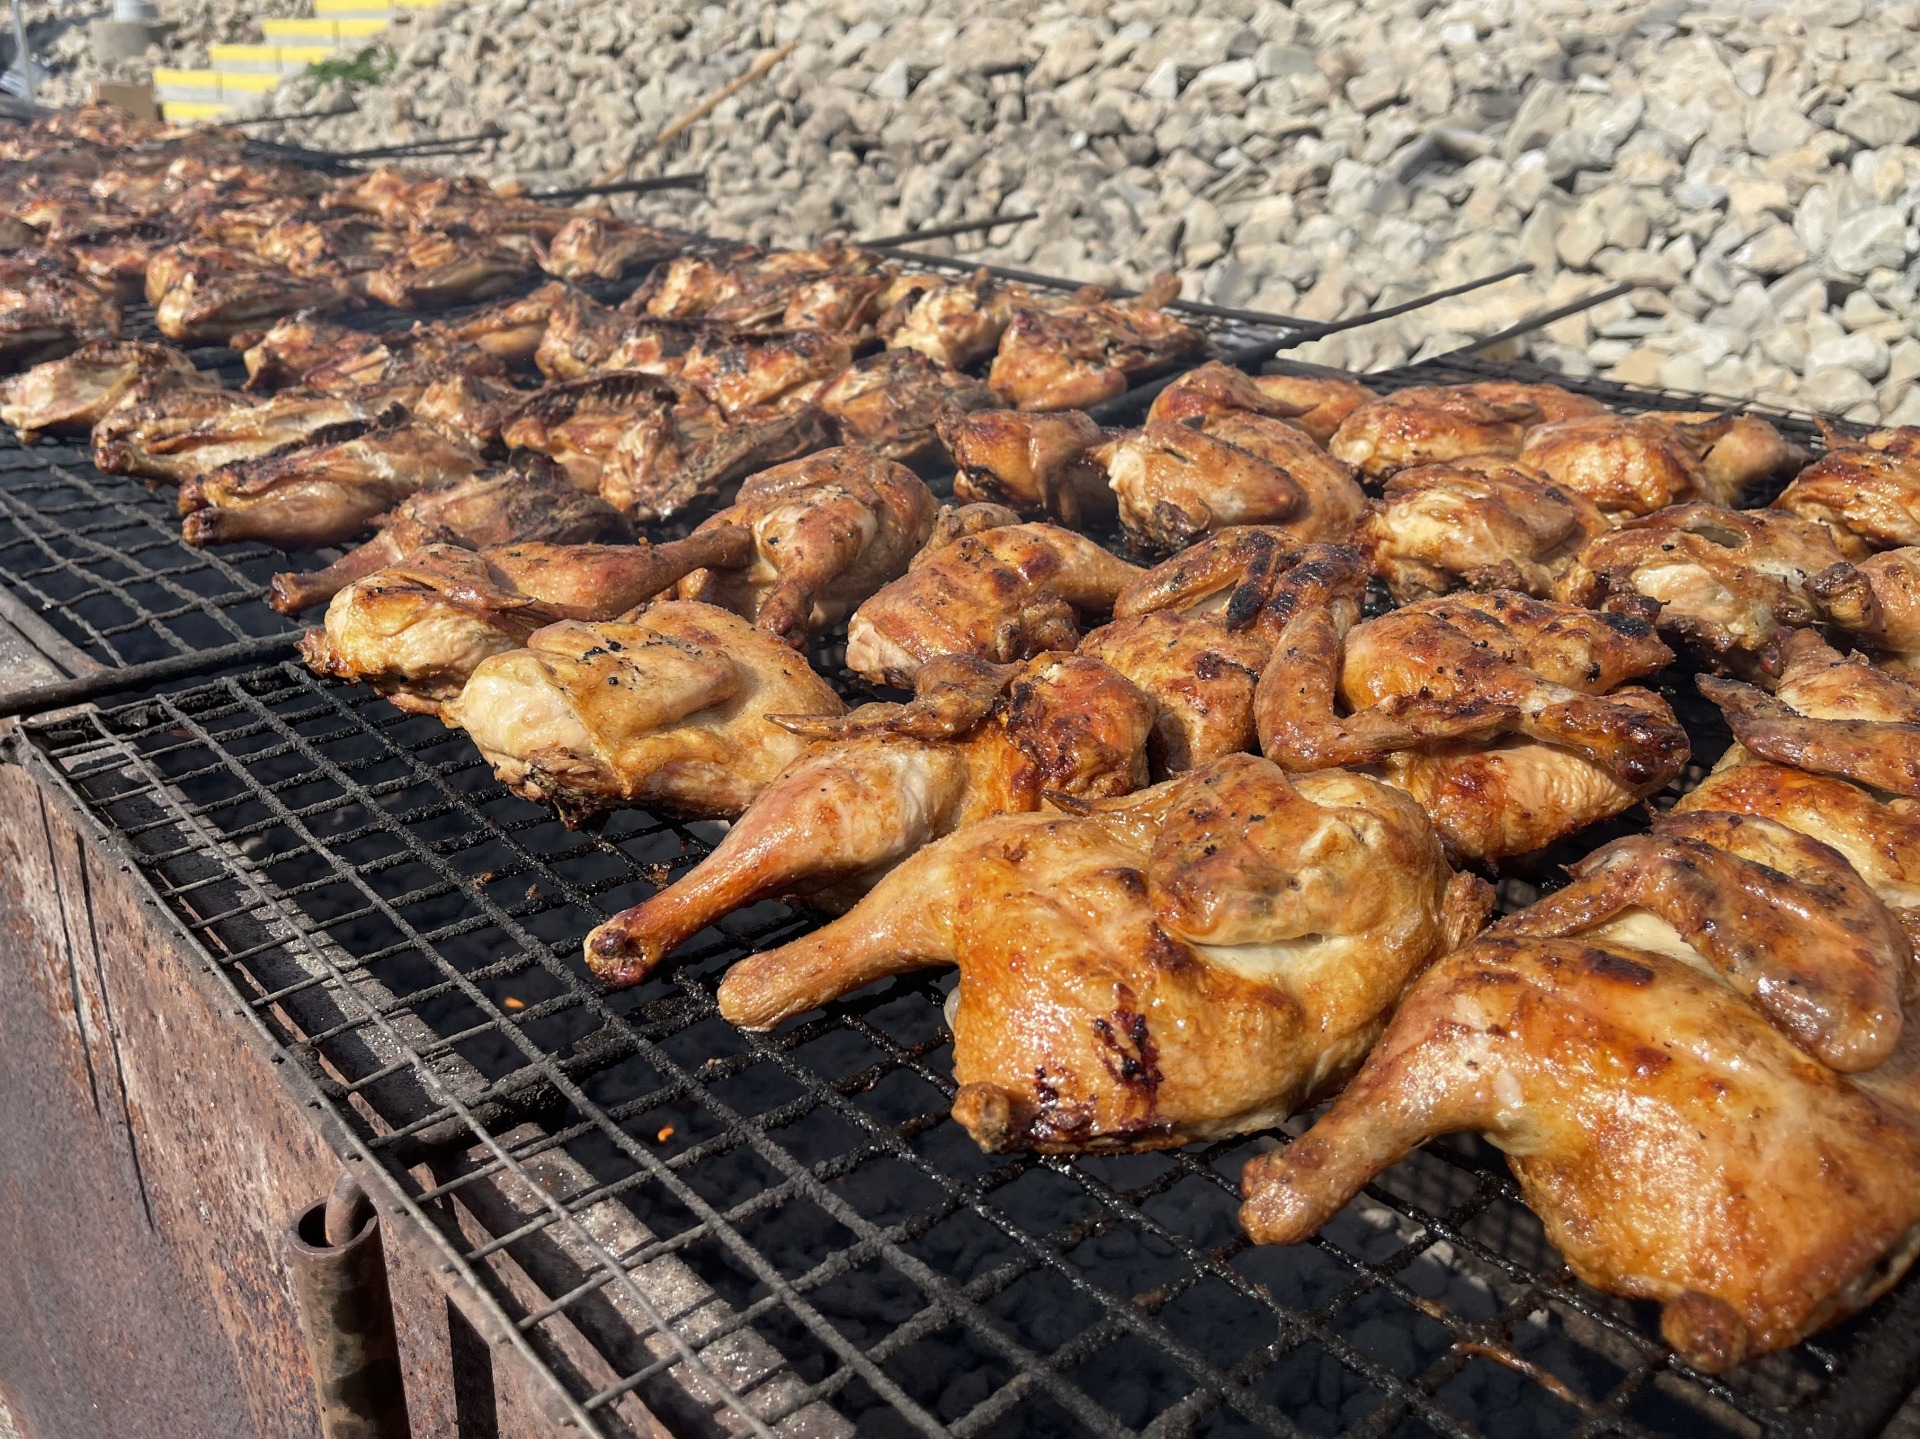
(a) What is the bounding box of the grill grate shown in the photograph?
[10,352,1920,1438]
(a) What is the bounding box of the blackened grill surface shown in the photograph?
[11,354,1920,1439]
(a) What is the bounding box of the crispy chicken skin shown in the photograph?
[1327,386,1540,478]
[1099,412,1366,552]
[1519,412,1745,519]
[363,230,538,310]
[814,348,1000,460]
[1142,364,1376,445]
[302,534,750,714]
[499,371,698,492]
[1257,572,1687,859]
[679,328,854,418]
[1364,457,1613,602]
[153,260,346,345]
[987,274,1205,411]
[0,255,122,364]
[268,457,631,615]
[1454,380,1608,423]
[443,601,843,826]
[884,268,1023,369]
[717,753,1490,1153]
[1774,423,1920,551]
[581,652,1156,988]
[846,519,1143,687]
[941,408,1112,526]
[95,387,384,485]
[631,244,890,334]
[600,399,832,523]
[540,214,679,282]
[674,447,937,646]
[1557,503,1855,669]
[0,339,197,441]
[1662,409,1799,500]
[1812,547,1920,676]
[1238,809,1920,1373]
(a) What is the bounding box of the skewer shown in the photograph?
[328,128,504,161]
[530,174,705,202]
[220,104,361,128]
[1442,280,1635,358]
[598,41,797,185]
[857,211,1039,248]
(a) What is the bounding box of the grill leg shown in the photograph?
[286,1175,415,1439]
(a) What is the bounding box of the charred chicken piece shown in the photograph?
[1099,410,1368,553]
[675,447,937,646]
[302,533,751,714]
[1239,809,1920,1373]
[363,230,538,311]
[846,519,1143,687]
[581,652,1155,988]
[1774,423,1920,551]
[0,340,197,442]
[498,372,700,493]
[987,274,1206,411]
[718,753,1490,1153]
[256,213,407,296]
[541,213,681,283]
[814,349,1000,460]
[1811,547,1920,677]
[1327,385,1541,479]
[602,400,832,523]
[941,407,1113,526]
[0,252,122,365]
[152,252,347,345]
[1364,457,1613,602]
[425,280,574,365]
[1557,503,1856,670]
[1257,574,1688,859]
[679,328,854,418]
[93,387,382,484]
[884,268,1025,369]
[268,456,632,615]
[443,601,844,825]
[238,313,375,391]
[1518,412,1746,519]
[179,421,482,550]
[534,291,692,381]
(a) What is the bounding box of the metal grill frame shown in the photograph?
[7,353,1920,1438]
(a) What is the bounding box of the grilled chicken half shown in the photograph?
[1239,807,1920,1373]
[815,349,1000,460]
[0,339,197,442]
[0,252,122,365]
[1328,385,1560,478]
[941,408,1112,527]
[987,274,1205,411]
[541,214,680,283]
[444,601,844,825]
[1150,363,1377,444]
[582,652,1155,988]
[1518,412,1749,519]
[1774,422,1920,551]
[718,753,1490,1153]
[94,386,388,484]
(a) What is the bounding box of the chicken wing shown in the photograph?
[0,339,197,442]
[300,533,747,713]
[581,652,1156,988]
[718,753,1489,1153]
[268,455,631,615]
[987,275,1205,411]
[1518,412,1745,519]
[443,601,844,825]
[1239,810,1920,1373]
[674,447,937,646]
[1774,424,1920,551]
[940,408,1112,526]
[1557,503,1854,670]
[1326,385,1540,479]
[1811,547,1920,676]
[845,519,1143,687]
[1363,457,1612,602]
[814,349,1000,460]
[1257,581,1687,859]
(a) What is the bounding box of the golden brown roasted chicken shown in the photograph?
[940,408,1112,526]
[1327,385,1542,479]
[1517,412,1747,519]
[679,328,853,418]
[598,393,831,523]
[150,246,346,345]
[300,533,748,713]
[0,252,121,365]
[1363,457,1613,602]
[673,447,937,647]
[540,213,679,282]
[1811,547,1920,676]
[814,349,1000,460]
[363,230,538,311]
[581,652,1156,988]
[93,386,386,484]
[718,753,1490,1152]
[633,244,890,334]
[845,515,1143,687]
[1774,424,1920,551]
[499,371,692,492]
[1256,574,1688,859]
[987,275,1205,411]
[883,268,1023,369]
[533,292,692,381]
[444,601,844,825]
[0,339,197,441]
[1239,807,1920,1373]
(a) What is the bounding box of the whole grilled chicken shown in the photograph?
[987,274,1205,411]
[1364,457,1613,602]
[1100,410,1367,552]
[540,213,679,283]
[94,386,388,484]
[301,533,748,714]
[1239,808,1920,1373]
[814,349,1000,460]
[1811,547,1920,676]
[846,517,1143,687]
[1327,386,1544,479]
[179,421,482,549]
[0,339,197,441]
[674,448,938,646]
[1079,530,1328,774]
[444,601,844,825]
[268,456,632,614]
[1518,412,1745,519]
[1774,424,1920,551]
[718,753,1490,1153]
[581,652,1156,989]
[1257,576,1688,859]
[1557,504,1855,671]
[941,408,1112,526]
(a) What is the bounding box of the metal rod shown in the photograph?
[858,211,1040,248]
[328,128,503,161]
[1307,263,1533,338]
[0,631,291,718]
[1443,280,1635,358]
[286,1179,413,1439]
[530,173,705,202]
[221,104,361,128]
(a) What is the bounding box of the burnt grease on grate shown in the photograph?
[16,356,1920,1439]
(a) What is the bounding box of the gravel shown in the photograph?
[22,0,1920,423]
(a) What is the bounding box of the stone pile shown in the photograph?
[27,0,1920,421]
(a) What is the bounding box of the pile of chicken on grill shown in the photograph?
[12,106,1920,1374]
